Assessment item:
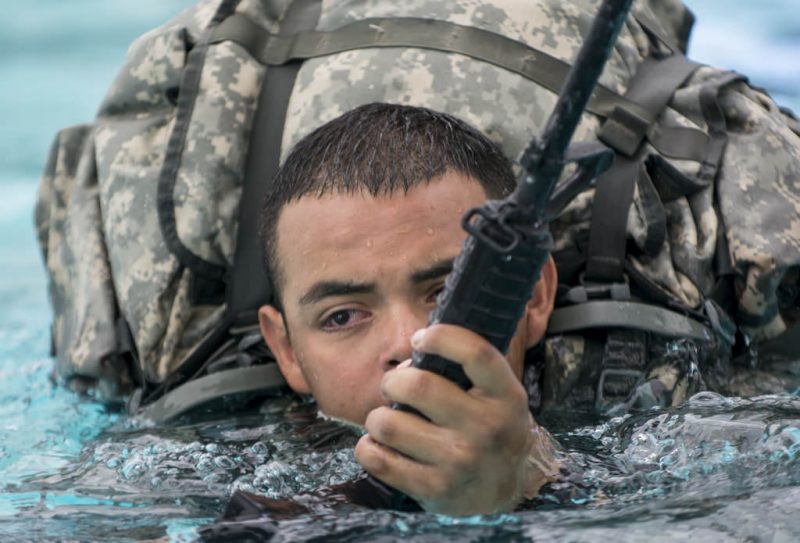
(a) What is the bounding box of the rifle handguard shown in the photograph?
[395,205,552,414]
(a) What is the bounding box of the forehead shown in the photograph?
[273,172,488,296]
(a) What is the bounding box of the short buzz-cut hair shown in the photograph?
[259,102,517,304]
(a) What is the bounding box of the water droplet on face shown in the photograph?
[425,227,434,236]
[366,239,374,248]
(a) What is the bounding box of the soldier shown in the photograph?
[256,101,561,515]
[36,0,799,503]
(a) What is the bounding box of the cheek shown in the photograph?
[296,336,386,423]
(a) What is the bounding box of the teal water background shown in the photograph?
[0,1,798,541]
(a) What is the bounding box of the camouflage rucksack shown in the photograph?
[35,0,800,422]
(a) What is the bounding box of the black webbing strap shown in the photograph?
[598,54,700,157]
[698,71,744,184]
[584,156,641,282]
[226,0,323,322]
[647,125,710,162]
[548,300,711,340]
[586,54,701,283]
[209,14,650,121]
[211,14,711,163]
[139,365,288,423]
[633,12,680,54]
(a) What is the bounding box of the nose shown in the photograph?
[379,303,426,370]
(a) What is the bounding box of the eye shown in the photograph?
[425,283,446,304]
[320,308,370,331]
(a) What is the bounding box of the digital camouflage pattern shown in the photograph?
[36,0,799,410]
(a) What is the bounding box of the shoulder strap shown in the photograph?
[547,300,711,340]
[139,365,288,423]
[226,0,323,322]
[586,53,700,283]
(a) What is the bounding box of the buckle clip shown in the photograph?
[565,280,630,304]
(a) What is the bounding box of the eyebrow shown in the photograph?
[297,258,455,307]
[299,281,375,306]
[410,258,455,284]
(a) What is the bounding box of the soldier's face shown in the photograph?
[259,172,526,424]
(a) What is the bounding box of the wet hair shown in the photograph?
[259,102,517,304]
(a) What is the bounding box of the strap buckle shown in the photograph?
[564,276,630,304]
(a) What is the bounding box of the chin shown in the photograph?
[316,408,367,429]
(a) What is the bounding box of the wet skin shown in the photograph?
[259,171,559,514]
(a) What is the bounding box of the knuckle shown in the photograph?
[367,408,397,444]
[450,438,478,471]
[472,339,497,363]
[363,406,383,431]
[405,370,432,401]
[480,418,511,449]
[355,437,386,474]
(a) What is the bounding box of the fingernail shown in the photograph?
[411,328,426,348]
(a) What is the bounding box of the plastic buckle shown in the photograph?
[565,280,630,304]
[595,368,643,412]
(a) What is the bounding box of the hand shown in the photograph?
[354,324,559,515]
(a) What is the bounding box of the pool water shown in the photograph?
[1,1,798,541]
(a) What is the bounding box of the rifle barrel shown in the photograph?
[516,0,634,211]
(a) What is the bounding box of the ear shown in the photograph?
[259,305,311,395]
[523,255,558,349]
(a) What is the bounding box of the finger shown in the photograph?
[355,434,450,503]
[411,324,518,398]
[364,405,464,465]
[381,367,480,427]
